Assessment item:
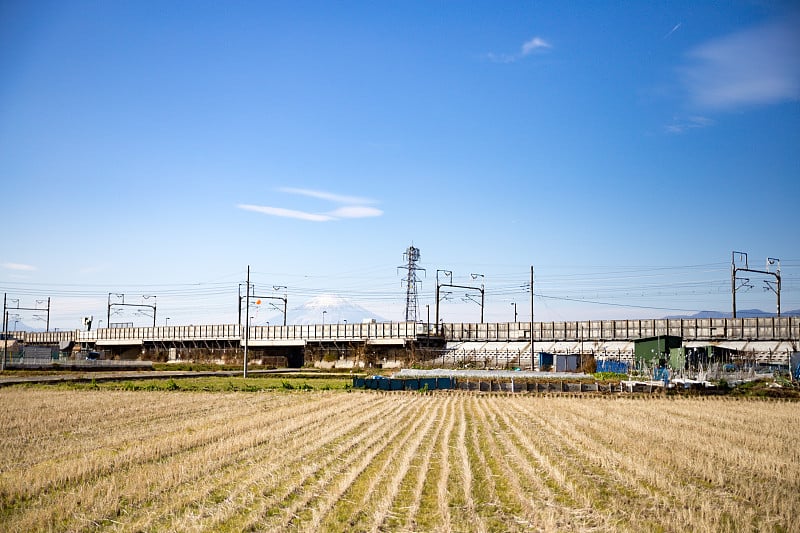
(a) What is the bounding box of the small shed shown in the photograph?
[634,335,682,368]
[554,353,581,372]
[670,344,739,370]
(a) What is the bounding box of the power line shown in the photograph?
[535,293,706,313]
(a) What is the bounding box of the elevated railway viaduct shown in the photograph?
[17,316,800,369]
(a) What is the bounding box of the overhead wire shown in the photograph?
[2,260,798,326]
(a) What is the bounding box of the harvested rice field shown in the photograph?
[1,387,797,532]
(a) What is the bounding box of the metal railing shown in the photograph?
[18,316,800,345]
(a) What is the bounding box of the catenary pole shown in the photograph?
[530,265,535,370]
[2,293,6,371]
[243,265,250,378]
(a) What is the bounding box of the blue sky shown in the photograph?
[1,1,798,329]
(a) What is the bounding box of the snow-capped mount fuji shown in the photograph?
[261,294,387,325]
[1,321,43,333]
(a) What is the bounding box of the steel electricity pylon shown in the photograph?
[399,245,425,322]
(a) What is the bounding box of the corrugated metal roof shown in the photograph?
[716,340,797,354]
[593,341,635,354]
[95,339,143,346]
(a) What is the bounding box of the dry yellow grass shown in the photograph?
[0,388,797,532]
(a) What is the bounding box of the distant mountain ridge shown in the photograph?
[1,321,43,333]
[665,309,800,319]
[263,294,387,325]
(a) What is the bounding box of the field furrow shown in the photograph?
[409,393,457,531]
[481,397,612,531]
[368,397,448,532]
[462,397,518,531]
[139,393,401,531]
[531,397,791,530]
[1,388,797,533]
[316,395,434,531]
[571,398,798,528]
[433,394,455,531]
[384,395,451,531]
[0,391,321,510]
[448,396,484,532]
[2,392,369,531]
[229,394,415,531]
[511,399,674,530]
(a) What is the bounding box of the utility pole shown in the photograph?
[4,296,52,333]
[35,297,51,331]
[767,258,781,317]
[434,269,452,335]
[426,304,430,334]
[530,266,535,370]
[2,293,6,371]
[435,283,439,334]
[143,295,157,327]
[237,283,247,328]
[250,293,288,326]
[442,277,485,324]
[243,265,250,378]
[470,273,485,323]
[239,285,288,327]
[731,251,781,318]
[108,293,122,327]
[273,286,288,326]
[107,293,157,327]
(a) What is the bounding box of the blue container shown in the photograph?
[596,360,628,374]
[366,378,379,390]
[404,379,420,390]
[378,378,391,390]
[390,379,404,391]
[419,378,437,391]
[353,377,366,389]
[538,352,553,369]
[436,377,454,390]
[653,367,670,384]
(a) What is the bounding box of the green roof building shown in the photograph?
[634,335,682,368]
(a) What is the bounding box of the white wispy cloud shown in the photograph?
[486,35,552,63]
[665,115,714,134]
[484,52,516,64]
[237,204,334,222]
[278,187,376,205]
[2,262,36,271]
[521,37,552,55]
[664,22,682,39]
[328,206,383,219]
[680,16,800,110]
[237,187,383,222]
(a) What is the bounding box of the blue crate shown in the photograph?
[419,378,437,391]
[596,360,628,374]
[436,377,454,390]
